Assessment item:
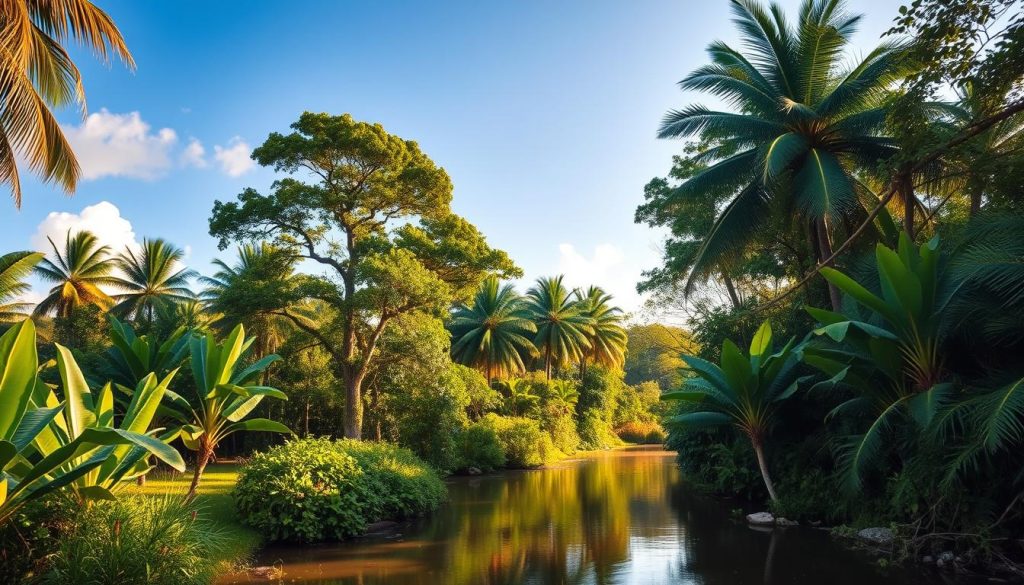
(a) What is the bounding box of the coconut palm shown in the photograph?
[525,276,594,380]
[449,276,537,384]
[0,0,134,207]
[659,0,910,309]
[574,286,627,376]
[200,243,311,359]
[0,251,42,322]
[111,239,197,324]
[34,230,116,318]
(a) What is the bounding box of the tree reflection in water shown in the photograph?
[222,447,982,585]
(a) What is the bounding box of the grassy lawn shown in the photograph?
[125,463,259,573]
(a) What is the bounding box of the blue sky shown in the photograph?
[5,0,901,313]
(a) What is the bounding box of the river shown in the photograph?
[224,446,981,584]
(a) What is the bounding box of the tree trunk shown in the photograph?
[814,218,843,311]
[343,372,363,439]
[186,442,214,500]
[751,439,778,504]
[304,399,310,437]
[970,183,983,217]
[900,174,915,240]
[721,270,741,308]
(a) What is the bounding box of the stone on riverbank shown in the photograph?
[856,527,894,544]
[746,512,775,526]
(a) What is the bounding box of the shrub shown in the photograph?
[481,414,549,468]
[577,409,622,450]
[615,420,666,444]
[234,438,445,543]
[44,495,227,585]
[234,438,373,542]
[335,440,447,520]
[548,414,581,455]
[0,495,76,584]
[458,422,506,472]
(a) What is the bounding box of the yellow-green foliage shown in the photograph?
[481,414,552,468]
[615,420,667,444]
[233,438,445,543]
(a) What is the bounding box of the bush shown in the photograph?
[481,414,549,468]
[44,495,227,585]
[577,409,622,450]
[615,420,666,444]
[335,440,447,520]
[548,414,581,455]
[458,422,506,472]
[0,495,76,584]
[234,437,445,543]
[234,437,374,542]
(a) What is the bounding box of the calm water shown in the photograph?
[223,446,978,585]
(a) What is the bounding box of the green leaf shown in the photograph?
[77,485,116,501]
[0,320,39,441]
[220,418,291,439]
[819,267,899,322]
[764,132,808,178]
[749,320,773,357]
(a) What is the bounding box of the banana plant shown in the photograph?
[31,345,185,504]
[105,315,190,388]
[662,321,807,503]
[161,323,290,498]
[804,233,953,490]
[0,320,183,523]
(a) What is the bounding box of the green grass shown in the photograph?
[124,463,259,573]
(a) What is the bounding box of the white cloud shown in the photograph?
[31,201,140,255]
[213,137,255,177]
[62,110,178,180]
[556,243,643,312]
[180,138,207,168]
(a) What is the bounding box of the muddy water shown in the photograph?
[223,446,978,585]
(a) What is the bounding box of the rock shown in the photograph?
[775,517,799,527]
[856,527,894,544]
[936,551,955,569]
[363,520,400,535]
[466,467,482,476]
[922,555,934,564]
[746,512,775,526]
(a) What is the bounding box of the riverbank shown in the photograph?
[220,445,977,585]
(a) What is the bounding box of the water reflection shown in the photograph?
[222,447,978,585]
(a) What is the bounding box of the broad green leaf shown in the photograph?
[749,320,772,358]
[820,267,899,323]
[0,321,38,441]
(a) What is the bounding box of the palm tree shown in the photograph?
[0,251,41,322]
[545,379,580,418]
[663,321,807,503]
[111,239,197,324]
[525,276,594,380]
[659,0,909,309]
[449,276,537,385]
[574,286,627,376]
[34,230,116,318]
[498,378,540,417]
[0,0,134,207]
[200,243,309,359]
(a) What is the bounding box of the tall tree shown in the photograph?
[111,238,197,325]
[0,0,134,207]
[34,230,116,318]
[574,286,627,376]
[657,0,910,309]
[208,112,519,438]
[449,276,537,385]
[525,276,594,380]
[0,251,41,322]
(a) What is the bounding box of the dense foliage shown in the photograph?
[233,438,445,542]
[644,0,1024,571]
